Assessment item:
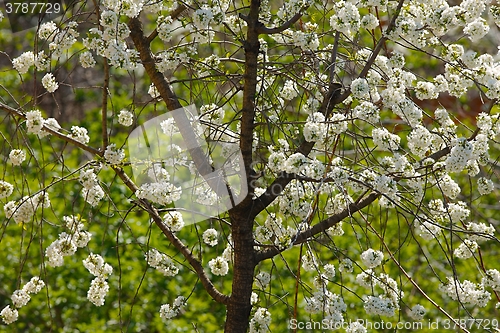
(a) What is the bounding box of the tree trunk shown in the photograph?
[224,202,256,332]
[224,0,261,329]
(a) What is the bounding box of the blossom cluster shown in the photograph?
[0,277,45,325]
[9,149,26,165]
[159,296,186,321]
[104,143,125,165]
[79,167,105,207]
[439,277,491,307]
[83,253,113,306]
[135,164,182,206]
[4,192,50,224]
[45,215,92,267]
[145,248,179,277]
[249,307,272,333]
[83,10,138,69]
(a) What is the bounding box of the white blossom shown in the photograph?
[202,228,218,246]
[0,180,14,199]
[163,211,184,232]
[249,307,271,333]
[208,256,229,276]
[70,126,90,144]
[360,248,384,268]
[42,73,59,93]
[409,304,426,320]
[12,51,35,74]
[372,127,400,151]
[26,110,45,135]
[0,306,18,325]
[477,177,494,195]
[80,51,96,68]
[118,110,134,126]
[9,149,26,165]
[104,143,125,165]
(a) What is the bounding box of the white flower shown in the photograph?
[372,127,400,151]
[42,73,59,93]
[445,138,473,173]
[159,296,186,321]
[136,182,182,206]
[346,322,367,333]
[82,185,105,207]
[363,295,395,317]
[9,149,26,165]
[145,249,179,276]
[284,152,307,174]
[202,228,218,246]
[104,143,125,165]
[439,174,461,199]
[0,180,14,199]
[79,168,99,189]
[208,256,229,276]
[329,2,360,36]
[11,289,31,308]
[353,101,380,124]
[38,21,58,40]
[466,222,495,243]
[0,305,18,325]
[163,211,184,231]
[22,276,45,294]
[118,110,134,126]
[482,269,500,291]
[70,126,90,144]
[464,18,489,42]
[350,78,370,99]
[339,258,353,273]
[303,112,326,142]
[38,118,61,138]
[280,80,298,100]
[360,248,384,268]
[249,308,271,333]
[409,304,426,320]
[80,51,96,68]
[361,13,379,30]
[415,81,438,100]
[83,253,113,277]
[439,277,491,307]
[148,83,160,98]
[255,272,270,289]
[12,51,35,74]
[26,109,45,135]
[454,239,478,259]
[477,177,494,195]
[87,276,110,306]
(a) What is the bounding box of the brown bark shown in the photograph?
[223,0,261,331]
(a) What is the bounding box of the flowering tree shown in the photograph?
[1,0,500,332]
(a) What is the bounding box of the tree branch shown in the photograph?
[112,165,230,305]
[358,0,404,79]
[255,192,380,262]
[127,17,231,305]
[129,17,235,205]
[253,11,303,35]
[0,101,102,156]
[147,4,188,43]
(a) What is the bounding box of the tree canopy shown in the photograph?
[1,0,500,332]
